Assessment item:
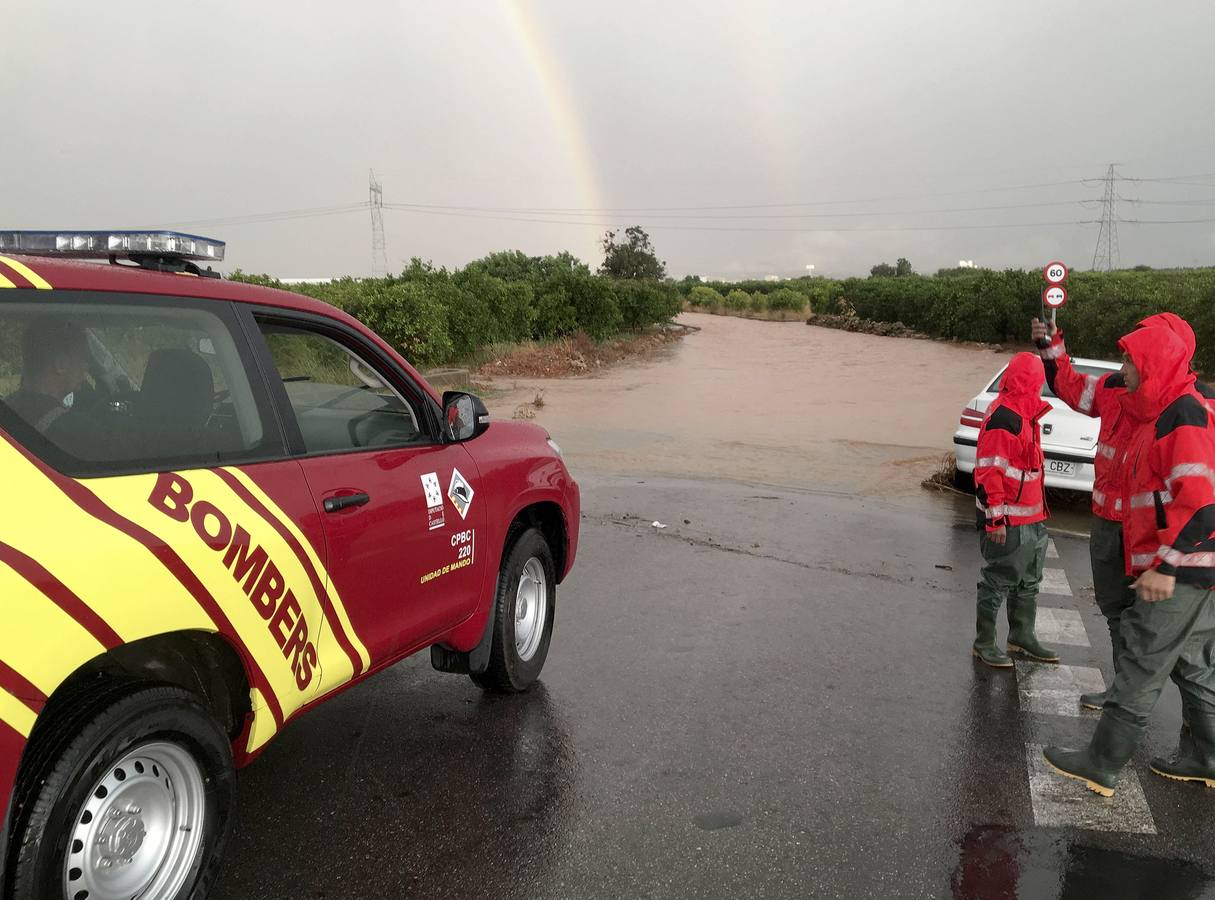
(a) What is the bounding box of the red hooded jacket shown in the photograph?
[1042,312,1213,522]
[1118,328,1215,586]
[1041,330,1131,521]
[975,353,1051,531]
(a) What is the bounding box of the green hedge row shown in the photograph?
[819,269,1215,372]
[685,285,809,313]
[231,251,682,367]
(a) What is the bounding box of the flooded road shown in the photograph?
[488,312,1005,499]
[487,311,1094,532]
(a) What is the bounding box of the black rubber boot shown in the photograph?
[1006,593,1059,663]
[1150,714,1215,789]
[1080,690,1108,711]
[1043,715,1142,797]
[973,601,1013,669]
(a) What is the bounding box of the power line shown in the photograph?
[1119,217,1215,225]
[383,204,1098,233]
[384,198,1096,221]
[385,179,1096,215]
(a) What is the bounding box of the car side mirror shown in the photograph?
[442,391,490,442]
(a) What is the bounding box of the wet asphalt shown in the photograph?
[211,474,1215,900]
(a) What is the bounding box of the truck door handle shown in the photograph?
[323,492,370,514]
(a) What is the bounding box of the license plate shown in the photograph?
[1046,460,1076,477]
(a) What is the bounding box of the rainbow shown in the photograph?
[500,1,607,232]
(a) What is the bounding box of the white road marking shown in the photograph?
[1040,568,1073,596]
[1016,661,1105,717]
[1025,744,1157,834]
[1046,539,1059,559]
[1032,608,1090,648]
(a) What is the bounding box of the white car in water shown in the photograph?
[953,357,1122,494]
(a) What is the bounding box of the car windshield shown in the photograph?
[986,363,1116,400]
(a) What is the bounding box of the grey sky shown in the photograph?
[5,0,1215,278]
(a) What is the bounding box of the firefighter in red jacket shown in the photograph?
[972,352,1059,668]
[1032,312,1215,709]
[1044,326,1215,796]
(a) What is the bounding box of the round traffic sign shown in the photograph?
[1043,261,1068,285]
[1043,285,1067,308]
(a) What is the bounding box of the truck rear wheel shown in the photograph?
[471,528,556,693]
[10,684,234,900]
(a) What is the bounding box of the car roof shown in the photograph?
[0,254,348,321]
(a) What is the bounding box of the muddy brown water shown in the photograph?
[484,312,1091,530]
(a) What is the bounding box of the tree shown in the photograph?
[896,257,913,277]
[600,225,666,280]
[870,262,897,277]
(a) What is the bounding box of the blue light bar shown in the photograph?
[0,230,225,262]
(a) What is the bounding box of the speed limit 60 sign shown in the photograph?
[1043,285,1067,308]
[1043,261,1068,284]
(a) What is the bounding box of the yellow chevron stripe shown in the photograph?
[0,687,36,738]
[223,467,371,672]
[0,564,106,696]
[0,256,52,290]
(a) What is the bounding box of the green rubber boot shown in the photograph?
[1044,715,1142,797]
[1007,594,1060,663]
[1079,689,1108,711]
[1150,714,1215,789]
[973,601,1013,669]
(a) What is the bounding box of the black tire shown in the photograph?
[953,468,975,492]
[470,527,557,693]
[10,684,235,900]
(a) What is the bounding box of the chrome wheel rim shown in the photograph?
[514,557,548,662]
[64,741,207,900]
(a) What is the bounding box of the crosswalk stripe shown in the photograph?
[1015,660,1104,717]
[1040,567,1073,596]
[1033,607,1090,647]
[1046,539,1059,559]
[1025,743,1157,834]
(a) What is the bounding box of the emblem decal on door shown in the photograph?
[421,472,445,530]
[448,468,474,520]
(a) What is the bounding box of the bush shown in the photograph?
[453,269,535,343]
[766,287,807,312]
[689,286,725,309]
[723,289,749,311]
[568,276,623,340]
[346,281,453,367]
[747,292,768,312]
[616,280,681,330]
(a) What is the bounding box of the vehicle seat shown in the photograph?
[137,348,214,426]
[134,348,218,459]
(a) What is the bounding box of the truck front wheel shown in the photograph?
[471,528,556,693]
